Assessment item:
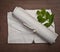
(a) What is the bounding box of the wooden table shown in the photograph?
[0,0,60,52]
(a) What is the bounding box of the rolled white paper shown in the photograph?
[13,7,58,44]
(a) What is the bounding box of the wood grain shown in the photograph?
[0,0,60,52]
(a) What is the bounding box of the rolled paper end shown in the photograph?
[13,7,58,44]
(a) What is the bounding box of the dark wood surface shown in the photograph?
[0,0,60,52]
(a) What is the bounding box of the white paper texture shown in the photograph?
[7,8,57,43]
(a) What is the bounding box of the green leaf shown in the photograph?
[45,12,50,19]
[40,9,46,16]
[49,14,54,24]
[36,10,41,15]
[37,15,46,23]
[44,23,51,27]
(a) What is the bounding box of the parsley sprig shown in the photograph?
[36,9,54,27]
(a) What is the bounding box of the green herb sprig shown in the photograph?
[36,9,54,27]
